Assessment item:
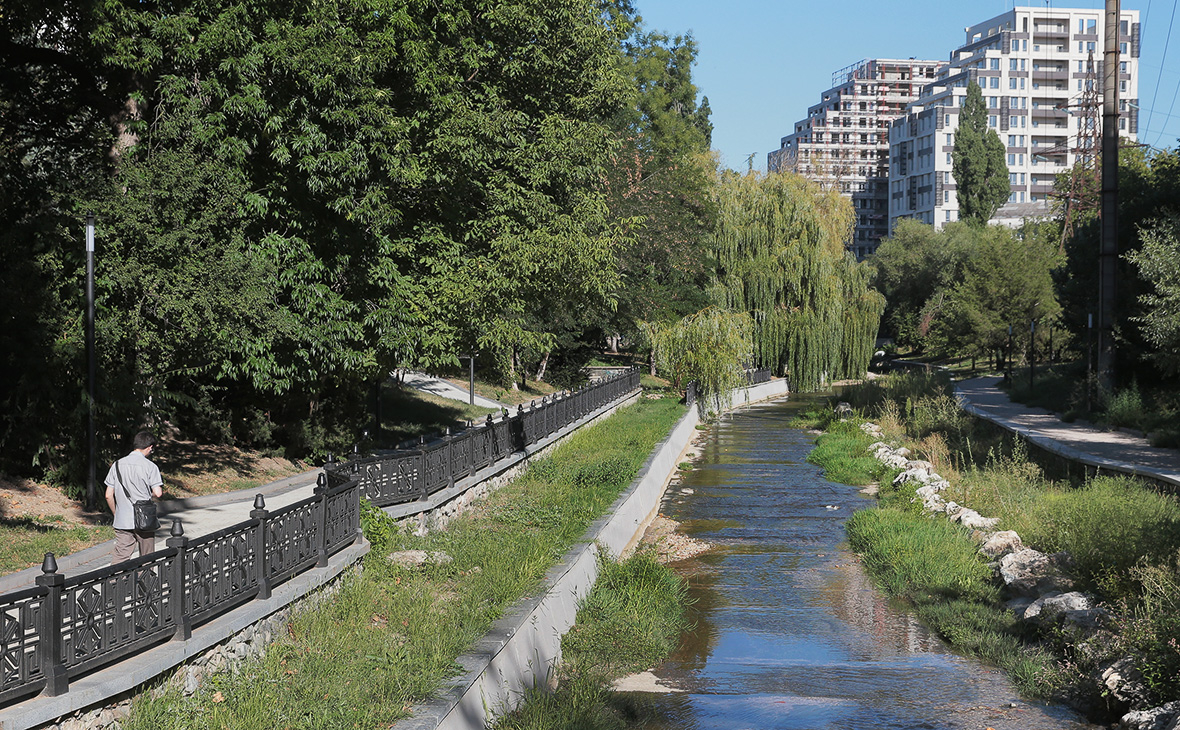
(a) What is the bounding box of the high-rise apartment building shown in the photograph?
[768,58,946,259]
[888,6,1139,232]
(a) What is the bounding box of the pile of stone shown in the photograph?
[852,410,1177,730]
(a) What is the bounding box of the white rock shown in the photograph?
[954,509,1000,530]
[999,549,1076,596]
[1118,699,1179,729]
[979,531,1024,558]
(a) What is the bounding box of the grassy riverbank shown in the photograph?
[806,373,1180,718]
[492,552,690,730]
[125,395,686,729]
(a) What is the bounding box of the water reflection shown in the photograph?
[626,397,1096,730]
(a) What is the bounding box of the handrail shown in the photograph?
[0,368,641,707]
[324,368,642,507]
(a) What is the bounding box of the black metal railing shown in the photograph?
[0,477,361,705]
[0,368,641,708]
[685,368,773,407]
[325,368,642,507]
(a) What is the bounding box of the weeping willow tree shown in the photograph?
[646,307,753,414]
[710,171,884,391]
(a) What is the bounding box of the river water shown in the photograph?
[623,396,1099,730]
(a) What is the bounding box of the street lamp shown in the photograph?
[85,215,97,512]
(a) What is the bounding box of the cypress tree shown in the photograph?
[952,81,1010,225]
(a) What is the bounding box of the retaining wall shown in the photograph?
[398,377,790,730]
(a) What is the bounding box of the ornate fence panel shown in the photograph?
[264,499,321,587]
[450,430,473,480]
[182,522,261,626]
[60,552,178,677]
[323,483,361,556]
[0,587,47,703]
[364,453,422,505]
[470,422,494,472]
[422,441,451,495]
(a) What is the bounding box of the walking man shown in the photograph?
[104,431,164,563]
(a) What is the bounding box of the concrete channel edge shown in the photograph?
[402,378,790,730]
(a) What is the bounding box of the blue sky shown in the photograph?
[633,0,1180,171]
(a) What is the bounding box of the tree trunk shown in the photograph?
[534,351,550,382]
[607,334,619,354]
[649,348,657,377]
[508,349,519,391]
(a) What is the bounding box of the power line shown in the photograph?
[1143,0,1178,143]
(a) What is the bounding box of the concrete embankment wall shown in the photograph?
[399,377,789,730]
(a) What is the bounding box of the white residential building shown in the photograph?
[768,58,946,259]
[888,6,1140,232]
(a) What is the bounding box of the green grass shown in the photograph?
[378,383,499,445]
[844,508,1061,697]
[830,371,1180,711]
[492,551,690,730]
[0,519,115,576]
[126,395,686,730]
[806,421,887,486]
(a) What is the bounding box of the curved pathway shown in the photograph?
[954,376,1180,489]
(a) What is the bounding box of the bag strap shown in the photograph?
[114,460,135,503]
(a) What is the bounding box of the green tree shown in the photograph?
[1126,215,1180,375]
[952,81,1009,225]
[940,223,1062,366]
[711,171,884,391]
[871,219,974,350]
[650,307,752,414]
[601,23,715,365]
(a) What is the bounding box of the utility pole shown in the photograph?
[85,215,97,512]
[1097,0,1120,390]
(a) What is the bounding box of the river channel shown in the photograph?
[622,395,1099,730]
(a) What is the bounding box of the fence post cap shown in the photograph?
[41,552,58,574]
[317,473,327,488]
[170,520,185,538]
[253,494,266,510]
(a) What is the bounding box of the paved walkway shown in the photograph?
[0,371,504,594]
[954,376,1180,489]
[401,370,506,410]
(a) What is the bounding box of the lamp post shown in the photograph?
[1006,324,1013,384]
[1029,319,1036,388]
[85,215,97,512]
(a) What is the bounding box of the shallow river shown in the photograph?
[623,395,1099,730]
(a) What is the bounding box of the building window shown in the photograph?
[1120,42,1128,54]
[1008,153,1016,165]
[990,58,1000,70]
[1010,78,1017,89]
[990,76,1000,89]
[989,115,998,128]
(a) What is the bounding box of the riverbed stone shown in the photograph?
[1022,591,1092,621]
[386,550,453,569]
[979,531,1024,558]
[1104,656,1154,709]
[952,508,1000,530]
[998,549,1075,596]
[1119,700,1180,729]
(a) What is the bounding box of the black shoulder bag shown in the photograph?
[115,461,160,532]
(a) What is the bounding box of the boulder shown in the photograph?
[1022,591,1092,622]
[952,508,1000,531]
[894,467,934,487]
[979,531,1024,559]
[834,402,854,419]
[1005,596,1035,620]
[876,451,911,470]
[905,459,936,472]
[386,550,454,569]
[1120,700,1180,729]
[1104,656,1154,710]
[914,484,947,513]
[998,549,1075,596]
[860,423,883,436]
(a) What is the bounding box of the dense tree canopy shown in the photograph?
[1,0,635,479]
